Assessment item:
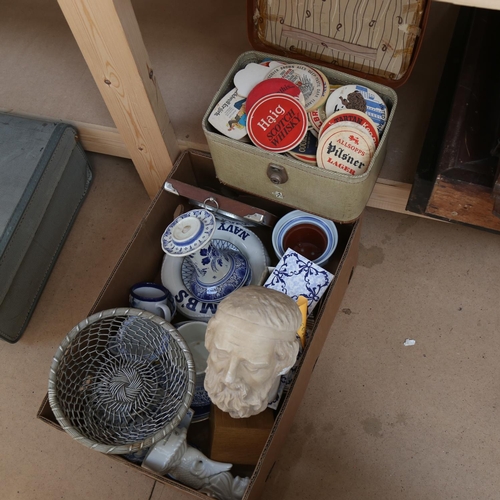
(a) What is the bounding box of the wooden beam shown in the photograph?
[57,0,180,198]
[366,178,435,219]
[74,121,209,158]
[75,122,130,159]
[0,108,433,219]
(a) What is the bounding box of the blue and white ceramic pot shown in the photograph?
[161,209,251,303]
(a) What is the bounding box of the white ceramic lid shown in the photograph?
[161,209,216,257]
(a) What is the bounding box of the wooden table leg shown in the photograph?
[57,0,180,198]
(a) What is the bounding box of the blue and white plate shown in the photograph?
[188,250,251,303]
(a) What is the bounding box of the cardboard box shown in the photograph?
[202,51,398,223]
[209,405,275,466]
[37,150,362,500]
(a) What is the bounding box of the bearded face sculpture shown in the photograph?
[204,286,301,419]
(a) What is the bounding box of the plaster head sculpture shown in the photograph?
[204,286,301,418]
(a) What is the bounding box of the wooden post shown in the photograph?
[57,0,180,197]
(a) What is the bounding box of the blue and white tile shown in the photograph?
[264,248,334,316]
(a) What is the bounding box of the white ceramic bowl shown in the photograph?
[272,210,338,266]
[177,322,211,422]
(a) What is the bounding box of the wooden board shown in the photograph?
[209,405,274,465]
[407,6,500,233]
[2,107,430,219]
[427,176,500,232]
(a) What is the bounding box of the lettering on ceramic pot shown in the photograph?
[176,290,191,306]
[175,289,219,315]
[175,290,199,311]
[216,222,250,240]
[200,302,218,315]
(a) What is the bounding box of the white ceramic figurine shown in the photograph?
[142,427,249,500]
[204,286,301,418]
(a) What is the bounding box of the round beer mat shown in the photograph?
[320,109,379,147]
[317,126,373,175]
[265,64,328,112]
[325,84,387,133]
[247,93,308,153]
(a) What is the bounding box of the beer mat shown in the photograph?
[316,126,373,175]
[290,130,318,156]
[308,104,327,134]
[233,62,272,98]
[208,88,248,140]
[325,84,387,133]
[320,109,379,147]
[319,121,375,155]
[247,93,308,153]
[265,63,328,112]
[246,78,303,114]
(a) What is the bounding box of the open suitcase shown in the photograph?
[200,1,431,225]
[203,50,398,223]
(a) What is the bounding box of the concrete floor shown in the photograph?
[1,153,499,500]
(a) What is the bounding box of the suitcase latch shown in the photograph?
[267,164,288,185]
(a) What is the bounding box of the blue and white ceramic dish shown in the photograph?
[272,210,338,267]
[187,249,251,303]
[161,209,216,256]
[181,239,238,278]
[161,222,270,322]
[264,248,334,316]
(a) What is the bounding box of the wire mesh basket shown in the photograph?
[48,308,195,455]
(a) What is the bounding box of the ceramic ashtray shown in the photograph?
[272,210,338,266]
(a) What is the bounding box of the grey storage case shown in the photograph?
[0,114,92,343]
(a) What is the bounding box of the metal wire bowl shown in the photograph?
[48,308,195,455]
